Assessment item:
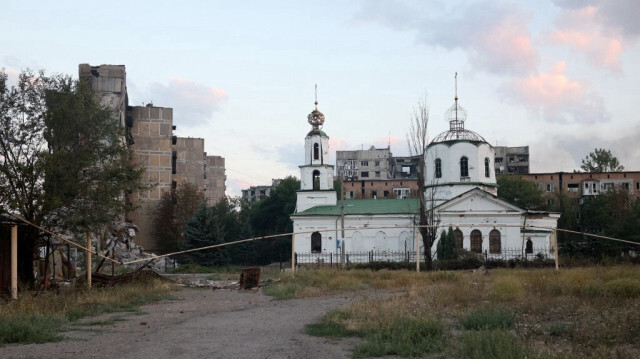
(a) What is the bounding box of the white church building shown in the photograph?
[291,95,560,262]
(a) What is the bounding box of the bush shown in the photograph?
[458,330,534,359]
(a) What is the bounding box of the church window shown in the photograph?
[453,228,463,248]
[470,229,482,253]
[460,156,469,178]
[489,230,501,254]
[484,158,490,177]
[313,143,319,160]
[312,170,320,190]
[435,158,442,178]
[525,238,533,254]
[311,232,322,253]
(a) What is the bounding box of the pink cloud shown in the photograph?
[546,6,625,71]
[502,62,609,123]
[149,78,227,127]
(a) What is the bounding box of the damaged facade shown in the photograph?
[80,64,226,251]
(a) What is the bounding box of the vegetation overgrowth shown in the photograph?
[265,266,640,358]
[0,278,175,347]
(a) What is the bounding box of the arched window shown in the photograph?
[460,156,469,178]
[313,143,320,161]
[489,229,501,254]
[311,232,322,253]
[453,228,463,249]
[435,158,442,178]
[312,170,320,190]
[470,229,482,253]
[526,238,533,254]
[484,157,490,178]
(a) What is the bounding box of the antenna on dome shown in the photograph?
[454,72,459,122]
[314,83,318,110]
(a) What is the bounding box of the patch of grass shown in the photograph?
[460,306,515,331]
[0,314,64,346]
[75,316,126,327]
[489,275,525,301]
[457,330,548,359]
[0,277,176,347]
[353,317,446,358]
[262,281,301,299]
[601,278,640,298]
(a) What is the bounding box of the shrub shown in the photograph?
[458,330,535,359]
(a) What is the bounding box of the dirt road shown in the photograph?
[0,288,362,359]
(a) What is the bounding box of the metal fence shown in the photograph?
[295,247,551,268]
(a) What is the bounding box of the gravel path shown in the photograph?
[0,288,363,359]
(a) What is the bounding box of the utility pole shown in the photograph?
[340,174,346,268]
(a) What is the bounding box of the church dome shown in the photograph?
[431,99,487,144]
[307,103,325,130]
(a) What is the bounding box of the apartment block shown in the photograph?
[336,146,392,180]
[205,155,226,206]
[494,146,529,175]
[242,179,282,203]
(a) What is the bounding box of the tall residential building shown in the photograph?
[80,64,226,251]
[336,146,392,180]
[205,155,226,206]
[128,105,174,250]
[494,146,529,174]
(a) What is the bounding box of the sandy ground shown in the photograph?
[0,286,364,359]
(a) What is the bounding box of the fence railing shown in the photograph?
[294,247,551,268]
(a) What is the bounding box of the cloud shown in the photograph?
[358,0,539,75]
[546,6,624,70]
[148,78,227,127]
[548,1,640,70]
[501,62,609,123]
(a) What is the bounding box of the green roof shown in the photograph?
[292,198,420,217]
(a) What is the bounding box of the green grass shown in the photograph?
[460,305,515,331]
[0,314,64,346]
[353,317,446,358]
[0,278,176,347]
[457,330,550,359]
[284,266,640,358]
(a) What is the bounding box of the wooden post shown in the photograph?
[291,234,296,275]
[86,233,92,288]
[10,225,18,300]
[553,229,559,271]
[415,225,420,273]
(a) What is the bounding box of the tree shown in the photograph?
[152,182,206,254]
[179,197,244,266]
[436,227,456,260]
[580,148,624,172]
[249,176,300,265]
[407,95,438,270]
[0,70,145,284]
[496,175,545,209]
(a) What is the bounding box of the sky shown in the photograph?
[2,0,639,196]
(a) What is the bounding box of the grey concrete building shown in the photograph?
[80,64,226,251]
[242,179,283,203]
[205,155,226,206]
[494,146,529,175]
[336,146,392,180]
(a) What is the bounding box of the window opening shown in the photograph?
[311,232,321,253]
[460,156,469,178]
[313,143,319,160]
[484,158,490,177]
[435,158,442,178]
[312,170,320,190]
[454,229,463,249]
[470,230,482,253]
[489,229,501,254]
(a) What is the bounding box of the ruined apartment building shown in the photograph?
[518,171,640,206]
[174,137,227,206]
[494,146,529,175]
[128,105,174,250]
[205,155,226,206]
[336,146,392,180]
[79,64,226,251]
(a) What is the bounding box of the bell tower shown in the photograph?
[296,87,337,212]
